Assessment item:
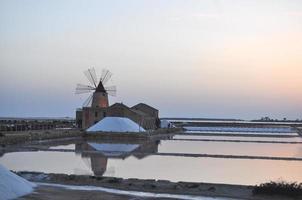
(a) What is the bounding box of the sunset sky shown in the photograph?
[0,0,302,119]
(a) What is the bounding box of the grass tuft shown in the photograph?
[253,181,302,197]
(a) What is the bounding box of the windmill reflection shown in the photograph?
[75,140,160,176]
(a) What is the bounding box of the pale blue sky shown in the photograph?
[0,0,302,119]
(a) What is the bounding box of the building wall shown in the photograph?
[77,103,159,130]
[106,103,158,130]
[132,103,159,118]
[82,107,107,129]
[76,109,83,128]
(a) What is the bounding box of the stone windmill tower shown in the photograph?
[76,68,116,108]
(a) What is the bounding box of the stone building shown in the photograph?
[76,79,159,130]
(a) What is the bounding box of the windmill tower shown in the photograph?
[76,68,116,108]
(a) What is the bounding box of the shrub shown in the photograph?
[253,181,302,197]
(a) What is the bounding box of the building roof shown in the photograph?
[132,103,158,111]
[109,103,130,110]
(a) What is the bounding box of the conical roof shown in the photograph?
[95,80,106,92]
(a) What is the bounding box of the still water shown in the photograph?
[158,140,302,158]
[173,135,302,143]
[1,151,301,185]
[1,126,301,186]
[184,126,295,133]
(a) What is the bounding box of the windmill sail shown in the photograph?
[100,69,112,85]
[83,93,93,107]
[76,67,117,107]
[75,84,95,94]
[105,85,117,96]
[84,68,98,88]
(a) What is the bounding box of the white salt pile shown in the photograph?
[0,164,36,200]
[86,117,146,133]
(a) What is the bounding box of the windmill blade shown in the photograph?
[105,85,117,96]
[100,69,112,85]
[82,93,93,107]
[84,68,98,88]
[75,84,95,94]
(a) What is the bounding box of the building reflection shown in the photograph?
[75,140,160,176]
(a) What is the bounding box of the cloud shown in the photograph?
[168,12,222,22]
[285,11,302,17]
[191,13,222,19]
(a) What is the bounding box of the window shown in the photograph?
[103,112,106,117]
[95,112,98,117]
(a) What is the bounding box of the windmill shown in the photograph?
[76,68,116,108]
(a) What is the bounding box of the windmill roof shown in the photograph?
[95,81,106,92]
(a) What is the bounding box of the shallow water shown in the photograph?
[49,144,76,150]
[173,135,302,143]
[1,127,302,186]
[0,151,92,175]
[184,126,295,133]
[1,151,302,185]
[158,140,302,158]
[185,130,298,136]
[103,155,302,185]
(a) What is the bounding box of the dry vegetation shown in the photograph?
[253,181,302,197]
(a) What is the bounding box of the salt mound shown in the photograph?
[0,164,36,200]
[87,117,146,133]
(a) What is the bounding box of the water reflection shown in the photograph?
[158,140,302,158]
[185,130,297,136]
[1,136,302,185]
[173,135,302,143]
[75,140,160,176]
[184,126,295,133]
[1,142,302,185]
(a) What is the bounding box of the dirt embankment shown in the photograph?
[17,172,299,200]
[0,129,84,145]
[0,128,182,146]
[84,128,183,140]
